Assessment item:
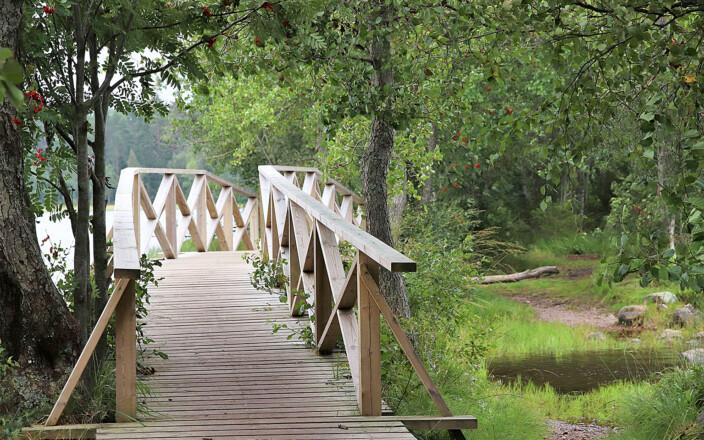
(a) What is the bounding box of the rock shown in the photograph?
[630,338,642,344]
[657,303,669,311]
[673,304,700,327]
[659,329,683,342]
[588,331,606,341]
[682,348,704,365]
[617,305,646,326]
[695,331,704,341]
[688,339,703,349]
[698,411,704,440]
[644,291,678,304]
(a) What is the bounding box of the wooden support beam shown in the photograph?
[357,252,381,416]
[164,176,177,258]
[317,262,357,354]
[313,226,333,345]
[115,279,137,422]
[361,268,466,440]
[45,280,129,426]
[195,174,207,252]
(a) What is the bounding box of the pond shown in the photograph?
[487,348,684,393]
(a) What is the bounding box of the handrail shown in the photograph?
[112,167,258,277]
[46,167,258,427]
[260,165,414,272]
[258,165,467,439]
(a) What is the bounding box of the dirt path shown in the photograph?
[511,295,617,328]
[547,420,612,440]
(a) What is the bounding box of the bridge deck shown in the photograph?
[97,251,416,440]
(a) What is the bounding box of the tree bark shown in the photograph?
[420,122,438,204]
[361,2,411,319]
[72,5,92,345]
[0,0,78,369]
[476,266,559,284]
[90,36,109,325]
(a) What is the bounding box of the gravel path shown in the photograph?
[547,420,612,440]
[512,295,618,328]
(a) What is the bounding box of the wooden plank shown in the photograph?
[22,424,98,439]
[314,227,333,344]
[357,253,381,416]
[315,222,347,296]
[361,267,467,439]
[259,166,415,273]
[164,176,177,258]
[112,169,140,277]
[115,279,137,422]
[317,262,357,354]
[45,280,129,426]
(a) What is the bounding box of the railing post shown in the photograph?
[165,175,178,257]
[115,277,137,422]
[222,189,234,251]
[314,224,333,343]
[132,174,141,253]
[196,174,207,251]
[357,251,382,416]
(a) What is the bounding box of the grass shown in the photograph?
[463,289,630,357]
[433,232,704,439]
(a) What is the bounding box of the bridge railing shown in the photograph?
[46,167,258,426]
[259,165,470,437]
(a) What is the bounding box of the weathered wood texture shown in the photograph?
[258,166,472,439]
[95,252,419,439]
[476,266,559,284]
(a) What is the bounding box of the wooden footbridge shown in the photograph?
[25,166,476,439]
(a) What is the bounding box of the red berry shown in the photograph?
[206,36,217,48]
[42,5,55,14]
[254,35,264,47]
[261,2,274,11]
[505,106,513,115]
[474,163,480,169]
[11,116,22,127]
[202,6,212,17]
[452,130,460,141]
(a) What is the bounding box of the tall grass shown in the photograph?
[612,366,704,440]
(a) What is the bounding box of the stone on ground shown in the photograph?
[659,329,683,342]
[682,348,704,365]
[644,291,678,304]
[616,305,646,326]
[673,304,700,327]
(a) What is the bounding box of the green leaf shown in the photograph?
[639,112,655,122]
[2,59,23,84]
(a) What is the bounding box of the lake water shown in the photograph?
[487,348,683,393]
[36,212,114,268]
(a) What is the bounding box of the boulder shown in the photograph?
[616,305,646,326]
[660,329,683,342]
[673,304,700,327]
[630,338,642,345]
[681,348,704,365]
[644,291,678,304]
[587,331,606,341]
[688,339,703,349]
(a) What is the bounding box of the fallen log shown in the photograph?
[475,266,559,284]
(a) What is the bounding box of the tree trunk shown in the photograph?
[0,0,78,369]
[361,2,411,319]
[90,36,109,326]
[72,8,92,345]
[657,144,676,249]
[420,122,438,204]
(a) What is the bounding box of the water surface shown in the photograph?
[488,349,683,393]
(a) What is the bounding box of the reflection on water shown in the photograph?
[488,349,683,393]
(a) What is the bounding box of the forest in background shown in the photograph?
[2,1,704,439]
